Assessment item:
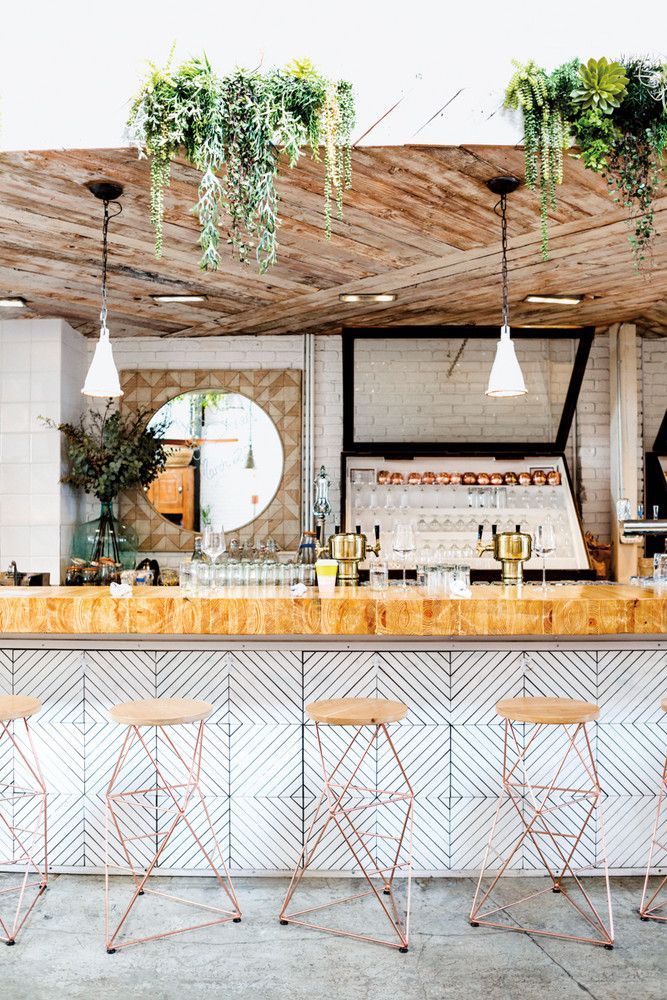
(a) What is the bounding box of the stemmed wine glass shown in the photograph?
[534,520,556,591]
[202,525,226,566]
[393,522,416,589]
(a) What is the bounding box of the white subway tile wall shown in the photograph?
[0,319,86,582]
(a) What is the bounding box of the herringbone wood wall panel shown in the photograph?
[119,369,302,552]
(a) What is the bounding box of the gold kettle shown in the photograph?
[477,524,532,586]
[319,525,381,587]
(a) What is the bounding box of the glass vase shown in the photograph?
[71,501,138,572]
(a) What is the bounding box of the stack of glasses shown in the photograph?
[180,554,301,593]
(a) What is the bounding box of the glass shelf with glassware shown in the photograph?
[344,455,592,579]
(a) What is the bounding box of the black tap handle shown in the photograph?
[335,525,340,534]
[492,524,498,536]
[515,524,521,533]
[315,523,322,543]
[477,524,483,541]
[355,524,361,534]
[374,524,380,541]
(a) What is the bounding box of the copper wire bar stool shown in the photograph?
[104,698,241,953]
[280,697,414,952]
[639,696,667,923]
[470,696,614,949]
[0,695,48,945]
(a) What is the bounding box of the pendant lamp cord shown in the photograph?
[495,193,510,329]
[100,199,122,331]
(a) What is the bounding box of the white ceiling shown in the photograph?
[2,1,663,152]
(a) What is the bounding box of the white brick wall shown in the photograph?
[571,335,611,542]
[94,329,667,549]
[642,336,667,454]
[0,321,661,579]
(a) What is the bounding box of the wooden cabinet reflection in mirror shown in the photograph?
[146,466,195,531]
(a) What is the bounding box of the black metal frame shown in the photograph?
[340,325,596,581]
[342,326,595,457]
[644,407,667,558]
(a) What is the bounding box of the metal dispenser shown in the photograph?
[477,524,532,586]
[319,525,382,587]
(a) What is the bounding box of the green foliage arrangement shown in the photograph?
[504,58,579,258]
[505,55,667,267]
[46,405,167,502]
[127,51,355,273]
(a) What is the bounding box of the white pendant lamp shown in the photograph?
[485,176,527,398]
[82,181,124,399]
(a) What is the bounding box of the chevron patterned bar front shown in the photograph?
[0,638,665,877]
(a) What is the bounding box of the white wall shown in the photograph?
[2,322,664,581]
[0,319,86,582]
[105,328,667,549]
[100,328,667,550]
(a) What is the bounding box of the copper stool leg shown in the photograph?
[640,754,667,922]
[279,722,414,952]
[0,717,48,945]
[104,720,241,952]
[470,718,614,948]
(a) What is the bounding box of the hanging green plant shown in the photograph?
[504,54,667,268]
[504,59,578,259]
[127,53,355,273]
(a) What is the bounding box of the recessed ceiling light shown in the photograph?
[152,294,208,304]
[0,297,27,308]
[524,294,583,306]
[339,293,397,304]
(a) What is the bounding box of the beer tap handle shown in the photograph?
[373,523,381,556]
[477,524,483,542]
[515,524,521,533]
[334,524,340,534]
[355,524,361,534]
[492,524,497,536]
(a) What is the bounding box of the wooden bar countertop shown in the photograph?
[0,584,664,637]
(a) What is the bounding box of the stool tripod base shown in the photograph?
[0,716,49,946]
[280,720,414,953]
[639,755,667,923]
[104,719,241,953]
[470,717,615,949]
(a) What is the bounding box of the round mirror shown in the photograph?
[145,390,284,533]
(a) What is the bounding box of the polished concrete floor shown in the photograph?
[0,875,664,999]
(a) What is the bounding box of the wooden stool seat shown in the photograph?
[109,697,213,727]
[496,696,599,725]
[306,697,408,726]
[0,694,42,722]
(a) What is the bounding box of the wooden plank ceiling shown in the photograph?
[0,145,665,338]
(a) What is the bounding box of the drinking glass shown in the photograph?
[202,526,226,565]
[179,560,194,593]
[393,522,416,588]
[369,560,389,590]
[534,521,556,590]
[194,561,211,592]
[653,553,667,586]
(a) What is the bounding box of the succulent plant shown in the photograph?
[573,57,628,114]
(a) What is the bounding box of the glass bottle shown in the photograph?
[297,529,318,586]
